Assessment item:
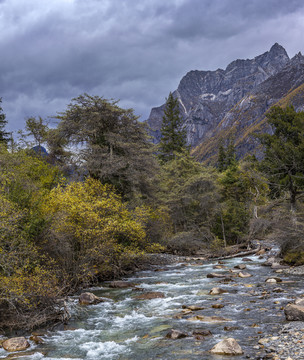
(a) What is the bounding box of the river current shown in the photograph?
[1,251,302,359]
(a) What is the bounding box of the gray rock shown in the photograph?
[210,337,243,355]
[109,281,135,288]
[285,303,304,321]
[209,287,227,295]
[166,329,188,339]
[79,292,108,305]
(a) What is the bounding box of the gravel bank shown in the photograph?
[258,322,304,360]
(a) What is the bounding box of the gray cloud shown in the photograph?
[1,0,304,133]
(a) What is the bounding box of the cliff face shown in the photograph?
[147,43,304,162]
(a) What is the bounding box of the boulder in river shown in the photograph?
[182,305,204,311]
[207,273,228,278]
[265,277,282,283]
[242,257,253,261]
[165,329,188,339]
[79,292,108,305]
[135,291,165,300]
[209,287,227,295]
[234,264,246,270]
[210,337,243,355]
[238,271,252,278]
[2,337,30,352]
[285,299,304,321]
[193,329,212,340]
[109,281,135,288]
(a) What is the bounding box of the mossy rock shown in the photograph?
[283,251,304,266]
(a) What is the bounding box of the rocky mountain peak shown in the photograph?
[147,44,304,162]
[291,51,304,64]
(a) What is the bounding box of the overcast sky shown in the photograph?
[1,0,304,133]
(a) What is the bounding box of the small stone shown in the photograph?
[234,264,246,270]
[207,273,228,278]
[212,304,224,309]
[258,338,269,345]
[166,329,188,339]
[239,272,252,278]
[266,278,277,283]
[29,335,44,344]
[209,287,227,295]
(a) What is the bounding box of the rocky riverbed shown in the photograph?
[1,246,304,360]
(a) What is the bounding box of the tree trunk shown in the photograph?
[220,212,227,248]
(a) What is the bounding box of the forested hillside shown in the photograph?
[0,93,304,330]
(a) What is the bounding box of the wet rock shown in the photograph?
[265,277,282,283]
[242,258,253,261]
[109,281,135,288]
[182,305,204,311]
[213,265,225,269]
[210,337,243,355]
[193,329,212,336]
[234,264,246,270]
[212,304,224,309]
[135,291,165,300]
[238,271,252,278]
[273,287,284,293]
[193,329,212,340]
[285,303,304,321]
[262,256,276,266]
[224,326,241,331]
[258,337,269,345]
[219,277,234,283]
[79,292,108,305]
[209,287,227,295]
[29,335,44,344]
[187,315,231,323]
[165,329,188,339]
[256,248,266,255]
[207,273,228,278]
[2,337,30,352]
[131,287,145,292]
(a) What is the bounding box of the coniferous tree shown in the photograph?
[217,137,236,172]
[158,92,187,162]
[218,142,226,172]
[0,98,9,145]
[259,105,304,209]
[56,93,158,201]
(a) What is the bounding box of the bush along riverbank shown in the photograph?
[1,243,304,359]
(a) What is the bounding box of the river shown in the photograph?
[0,250,301,359]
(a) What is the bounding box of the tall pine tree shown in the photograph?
[0,98,9,145]
[158,92,187,162]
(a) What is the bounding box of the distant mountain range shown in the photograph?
[147,43,304,162]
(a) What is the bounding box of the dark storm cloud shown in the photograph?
[1,0,304,133]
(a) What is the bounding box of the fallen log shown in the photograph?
[213,244,261,261]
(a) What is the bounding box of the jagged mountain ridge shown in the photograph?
[147,43,304,162]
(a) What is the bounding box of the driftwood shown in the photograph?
[214,243,261,261]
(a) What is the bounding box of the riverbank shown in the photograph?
[2,242,304,360]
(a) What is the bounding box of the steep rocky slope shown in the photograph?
[147,43,304,163]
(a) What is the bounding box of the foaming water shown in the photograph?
[3,251,304,360]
